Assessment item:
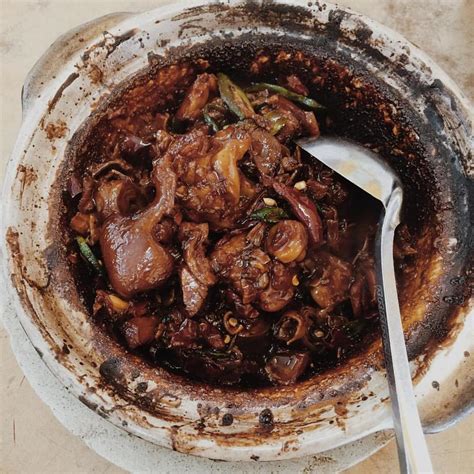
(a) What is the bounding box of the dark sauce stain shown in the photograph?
[259,408,274,430]
[135,381,148,393]
[157,38,170,48]
[78,395,99,411]
[96,407,110,419]
[221,413,234,426]
[327,9,349,33]
[44,244,61,272]
[82,29,139,62]
[443,295,465,306]
[99,357,125,384]
[105,29,140,59]
[432,380,440,391]
[131,368,141,380]
[34,346,44,359]
[170,425,179,451]
[47,72,79,113]
[424,104,445,134]
[355,26,373,42]
[196,418,206,431]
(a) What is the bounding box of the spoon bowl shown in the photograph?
[296,136,401,206]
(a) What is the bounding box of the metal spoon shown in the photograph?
[296,136,433,474]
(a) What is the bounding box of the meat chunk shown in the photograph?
[268,95,320,138]
[310,253,353,309]
[266,220,308,263]
[285,75,309,96]
[70,212,99,244]
[211,234,247,277]
[265,352,310,385]
[100,158,176,298]
[94,178,143,222]
[122,316,159,349]
[178,222,216,316]
[120,133,152,156]
[67,175,83,198]
[172,126,253,228]
[179,266,209,317]
[225,289,260,319]
[77,175,96,213]
[211,227,295,313]
[274,310,309,345]
[179,222,215,286]
[211,232,271,305]
[199,321,226,349]
[175,73,218,122]
[258,261,296,312]
[93,290,130,319]
[179,347,249,385]
[153,218,176,244]
[169,318,199,348]
[249,127,283,177]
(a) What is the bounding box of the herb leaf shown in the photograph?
[76,236,104,275]
[262,110,288,135]
[217,73,254,120]
[250,206,289,223]
[203,106,220,133]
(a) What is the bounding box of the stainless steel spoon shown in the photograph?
[296,136,433,474]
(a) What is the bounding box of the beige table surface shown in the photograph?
[1,0,472,472]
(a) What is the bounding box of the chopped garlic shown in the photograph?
[229,317,239,327]
[294,180,307,190]
[109,294,129,312]
[263,197,277,207]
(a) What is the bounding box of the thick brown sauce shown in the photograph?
[65,64,416,387]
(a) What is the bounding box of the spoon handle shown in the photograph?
[375,188,433,474]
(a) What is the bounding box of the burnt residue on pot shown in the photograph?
[73,28,141,88]
[44,120,69,140]
[221,413,234,426]
[99,356,126,385]
[47,72,79,113]
[16,164,38,195]
[6,226,50,292]
[258,408,274,431]
[81,29,140,62]
[78,394,99,411]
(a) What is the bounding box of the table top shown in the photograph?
[1,1,472,472]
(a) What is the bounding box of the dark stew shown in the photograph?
[68,72,416,386]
